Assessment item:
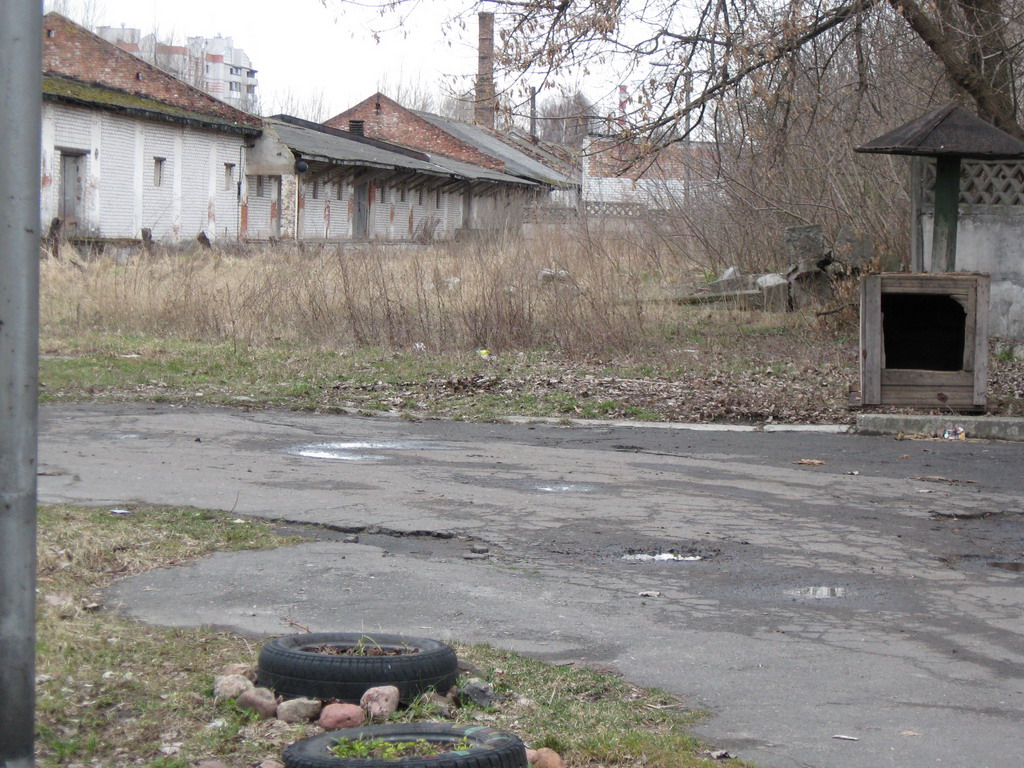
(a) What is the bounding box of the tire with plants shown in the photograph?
[282,723,528,768]
[257,632,458,702]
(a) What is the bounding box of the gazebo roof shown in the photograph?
[855,103,1024,159]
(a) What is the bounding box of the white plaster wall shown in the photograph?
[922,211,1024,341]
[327,180,350,239]
[244,175,274,240]
[143,125,178,240]
[42,102,246,242]
[96,113,136,236]
[301,178,328,240]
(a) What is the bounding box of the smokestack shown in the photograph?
[529,86,537,141]
[475,11,495,129]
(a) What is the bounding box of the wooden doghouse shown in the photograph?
[860,273,989,410]
[854,105,1024,411]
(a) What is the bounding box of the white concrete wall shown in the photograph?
[41,101,247,242]
[922,211,1024,340]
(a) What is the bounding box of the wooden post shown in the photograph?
[931,155,960,272]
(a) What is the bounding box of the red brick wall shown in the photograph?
[42,13,259,128]
[325,93,504,172]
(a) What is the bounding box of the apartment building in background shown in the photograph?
[95,24,258,111]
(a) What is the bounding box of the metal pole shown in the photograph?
[0,2,42,767]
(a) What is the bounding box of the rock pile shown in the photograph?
[204,664,568,768]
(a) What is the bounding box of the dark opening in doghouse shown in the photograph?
[882,293,966,370]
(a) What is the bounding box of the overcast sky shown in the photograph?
[48,0,491,119]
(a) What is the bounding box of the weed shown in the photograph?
[35,504,744,768]
[330,736,471,760]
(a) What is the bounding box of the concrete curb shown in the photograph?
[504,415,853,434]
[855,414,1024,442]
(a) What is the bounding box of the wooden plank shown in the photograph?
[878,277,977,294]
[878,386,976,407]
[963,281,977,370]
[881,370,972,387]
[860,276,882,404]
[931,155,960,273]
[973,275,990,405]
[910,157,924,272]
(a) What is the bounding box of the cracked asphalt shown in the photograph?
[37,403,1024,768]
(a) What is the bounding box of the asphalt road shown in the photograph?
[37,404,1024,768]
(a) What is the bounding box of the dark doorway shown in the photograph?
[882,293,966,370]
[59,151,85,231]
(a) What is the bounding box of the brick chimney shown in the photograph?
[475,11,495,129]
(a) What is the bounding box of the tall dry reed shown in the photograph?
[40,232,693,356]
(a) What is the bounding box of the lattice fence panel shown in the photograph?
[921,159,1024,208]
[583,201,648,218]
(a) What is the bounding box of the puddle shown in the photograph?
[786,586,848,599]
[533,483,598,494]
[988,561,1024,573]
[286,440,444,461]
[622,552,703,562]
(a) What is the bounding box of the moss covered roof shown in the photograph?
[43,75,261,136]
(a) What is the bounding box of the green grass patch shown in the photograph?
[35,504,749,767]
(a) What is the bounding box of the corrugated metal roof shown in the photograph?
[267,119,538,187]
[412,110,578,188]
[856,103,1024,159]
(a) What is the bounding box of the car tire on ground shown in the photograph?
[282,723,528,768]
[257,632,458,703]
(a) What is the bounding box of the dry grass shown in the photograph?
[41,235,696,357]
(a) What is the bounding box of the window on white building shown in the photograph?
[379,184,387,203]
[255,175,265,197]
[312,181,319,199]
[229,81,241,92]
[153,157,165,187]
[399,186,406,203]
[417,188,423,206]
[223,163,235,191]
[436,189,442,208]
[335,182,343,201]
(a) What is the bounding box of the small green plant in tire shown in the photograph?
[329,735,471,760]
[283,723,527,768]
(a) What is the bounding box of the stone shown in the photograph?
[708,266,759,295]
[785,224,825,261]
[834,224,875,270]
[538,268,570,283]
[220,663,257,682]
[786,259,833,309]
[276,697,322,723]
[757,274,790,312]
[213,674,254,700]
[427,691,455,718]
[318,702,365,730]
[457,678,495,708]
[360,685,400,720]
[533,748,566,768]
[235,687,278,718]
